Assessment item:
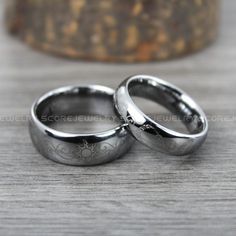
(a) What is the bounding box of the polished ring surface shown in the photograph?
[29,85,134,166]
[114,75,208,156]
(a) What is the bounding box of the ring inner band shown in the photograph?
[36,87,120,132]
[128,79,204,134]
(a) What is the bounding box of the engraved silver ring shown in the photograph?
[29,85,134,166]
[114,75,208,156]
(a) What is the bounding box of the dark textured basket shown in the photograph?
[6,0,220,62]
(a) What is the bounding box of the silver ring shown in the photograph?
[114,75,208,156]
[29,85,134,166]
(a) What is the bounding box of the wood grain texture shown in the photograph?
[0,1,236,235]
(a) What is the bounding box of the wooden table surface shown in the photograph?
[0,1,236,235]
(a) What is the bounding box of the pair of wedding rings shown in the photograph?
[29,75,208,166]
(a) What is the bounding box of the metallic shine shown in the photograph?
[29,85,134,166]
[114,75,208,156]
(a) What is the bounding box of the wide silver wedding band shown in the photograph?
[114,75,208,156]
[29,85,134,166]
